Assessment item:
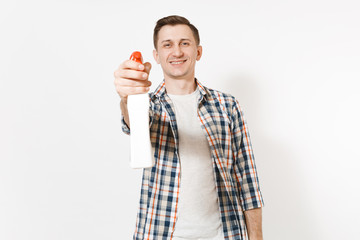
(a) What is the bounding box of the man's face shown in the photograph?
[153,24,202,81]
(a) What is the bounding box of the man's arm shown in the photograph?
[230,98,264,238]
[114,59,152,132]
[244,208,263,240]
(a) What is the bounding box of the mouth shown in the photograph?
[169,59,187,65]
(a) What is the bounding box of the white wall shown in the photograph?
[1,0,359,239]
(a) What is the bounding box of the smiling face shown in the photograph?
[153,24,202,81]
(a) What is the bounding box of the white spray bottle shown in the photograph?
[127,51,155,169]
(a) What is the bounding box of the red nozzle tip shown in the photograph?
[130,51,143,64]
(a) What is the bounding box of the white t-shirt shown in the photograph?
[167,87,224,240]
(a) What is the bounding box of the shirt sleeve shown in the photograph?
[120,115,131,135]
[231,98,264,211]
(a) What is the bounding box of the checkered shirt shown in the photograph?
[121,79,264,240]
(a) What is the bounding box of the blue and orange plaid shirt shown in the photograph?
[121,79,264,240]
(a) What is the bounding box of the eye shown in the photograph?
[163,43,171,48]
[182,42,190,46]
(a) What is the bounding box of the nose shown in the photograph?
[172,45,184,58]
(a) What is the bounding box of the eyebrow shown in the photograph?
[161,38,192,44]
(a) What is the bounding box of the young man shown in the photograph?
[114,15,264,240]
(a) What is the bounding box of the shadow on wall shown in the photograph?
[221,74,321,240]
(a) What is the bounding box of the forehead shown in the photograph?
[157,24,195,42]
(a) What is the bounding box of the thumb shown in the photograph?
[143,62,152,75]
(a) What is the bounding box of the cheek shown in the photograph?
[189,49,198,60]
[158,52,168,63]
[161,58,167,65]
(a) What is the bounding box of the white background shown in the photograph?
[1,0,359,239]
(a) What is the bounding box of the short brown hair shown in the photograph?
[153,15,200,49]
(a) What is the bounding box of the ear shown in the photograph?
[153,49,160,64]
[196,45,202,61]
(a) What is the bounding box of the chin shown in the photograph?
[172,73,188,79]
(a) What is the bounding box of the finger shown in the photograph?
[115,69,148,80]
[121,59,145,71]
[116,79,152,87]
[143,62,152,75]
[122,86,150,95]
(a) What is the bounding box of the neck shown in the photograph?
[164,77,197,95]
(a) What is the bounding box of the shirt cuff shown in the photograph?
[121,115,130,135]
[241,189,265,211]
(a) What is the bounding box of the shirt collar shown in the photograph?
[151,78,212,102]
